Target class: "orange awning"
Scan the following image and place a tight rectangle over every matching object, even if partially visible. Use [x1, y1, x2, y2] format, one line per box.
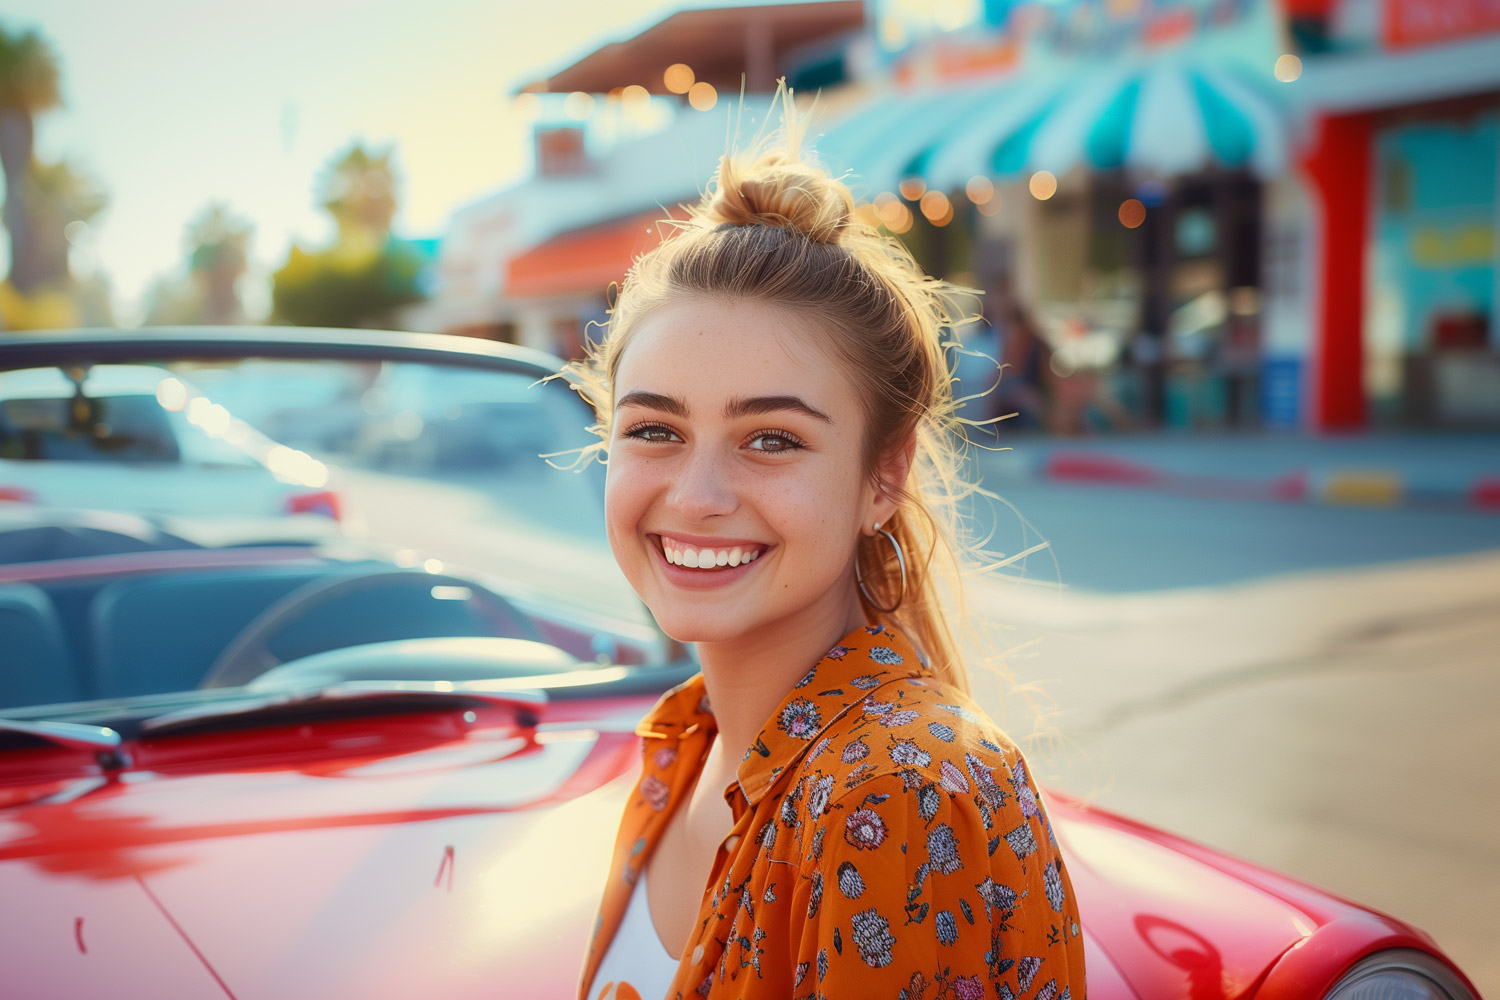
[505, 211, 673, 299]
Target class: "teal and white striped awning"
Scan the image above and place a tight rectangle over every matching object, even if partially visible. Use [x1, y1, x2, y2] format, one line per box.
[815, 53, 1291, 195]
[1015, 52, 1291, 180]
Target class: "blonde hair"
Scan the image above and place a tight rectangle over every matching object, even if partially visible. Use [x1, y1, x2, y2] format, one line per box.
[562, 87, 987, 695]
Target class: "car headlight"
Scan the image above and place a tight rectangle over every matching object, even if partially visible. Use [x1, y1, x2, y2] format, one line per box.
[1324, 949, 1477, 1000]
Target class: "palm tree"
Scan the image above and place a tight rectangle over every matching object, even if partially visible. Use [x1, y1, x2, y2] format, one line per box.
[144, 204, 252, 326]
[22, 158, 106, 289]
[0, 159, 107, 330]
[0, 25, 63, 296]
[317, 143, 397, 253]
[186, 203, 251, 323]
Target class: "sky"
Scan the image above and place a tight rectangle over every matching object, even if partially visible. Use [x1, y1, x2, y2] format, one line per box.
[2, 0, 748, 323]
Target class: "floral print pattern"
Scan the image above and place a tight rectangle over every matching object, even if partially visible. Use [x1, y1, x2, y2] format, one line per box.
[778, 699, 823, 740]
[579, 623, 1086, 1000]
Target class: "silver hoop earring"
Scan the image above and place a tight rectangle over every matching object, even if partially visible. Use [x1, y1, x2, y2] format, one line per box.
[855, 525, 907, 614]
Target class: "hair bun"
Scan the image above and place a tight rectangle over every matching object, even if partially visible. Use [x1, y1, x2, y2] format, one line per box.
[700, 149, 853, 244]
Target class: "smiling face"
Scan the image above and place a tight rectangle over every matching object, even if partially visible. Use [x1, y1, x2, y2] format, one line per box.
[605, 295, 899, 646]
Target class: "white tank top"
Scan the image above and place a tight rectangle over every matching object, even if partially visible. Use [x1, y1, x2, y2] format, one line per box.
[589, 866, 681, 1000]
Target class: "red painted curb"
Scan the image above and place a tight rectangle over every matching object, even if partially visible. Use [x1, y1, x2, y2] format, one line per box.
[1044, 453, 1161, 486]
[1043, 453, 1309, 503]
[1469, 477, 1500, 511]
[1038, 453, 1497, 512]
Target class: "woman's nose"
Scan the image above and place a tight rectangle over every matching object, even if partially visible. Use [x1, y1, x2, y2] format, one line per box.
[665, 447, 737, 522]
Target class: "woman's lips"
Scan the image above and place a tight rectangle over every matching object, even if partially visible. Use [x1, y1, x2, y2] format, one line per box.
[648, 533, 770, 588]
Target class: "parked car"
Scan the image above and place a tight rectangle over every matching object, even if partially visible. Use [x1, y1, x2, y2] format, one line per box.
[0, 328, 1480, 1000]
[0, 361, 342, 522]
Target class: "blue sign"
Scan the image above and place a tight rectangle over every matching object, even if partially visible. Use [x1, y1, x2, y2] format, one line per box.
[1260, 354, 1303, 428]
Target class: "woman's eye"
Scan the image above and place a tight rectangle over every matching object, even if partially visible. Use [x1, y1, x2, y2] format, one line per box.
[747, 431, 803, 453]
[624, 424, 681, 443]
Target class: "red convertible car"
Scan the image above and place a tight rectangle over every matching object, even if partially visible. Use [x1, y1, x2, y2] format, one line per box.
[0, 329, 1480, 1000]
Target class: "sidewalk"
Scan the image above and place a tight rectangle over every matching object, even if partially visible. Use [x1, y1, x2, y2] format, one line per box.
[973, 431, 1500, 511]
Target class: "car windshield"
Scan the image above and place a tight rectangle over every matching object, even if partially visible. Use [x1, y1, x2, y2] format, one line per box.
[0, 346, 664, 720]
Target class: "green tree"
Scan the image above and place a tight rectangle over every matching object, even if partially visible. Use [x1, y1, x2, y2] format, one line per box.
[145, 203, 253, 325]
[271, 142, 425, 329]
[0, 24, 62, 296]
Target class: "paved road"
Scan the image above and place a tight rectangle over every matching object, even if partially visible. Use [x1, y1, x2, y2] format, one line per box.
[957, 475, 1500, 995]
[963, 477, 1500, 592]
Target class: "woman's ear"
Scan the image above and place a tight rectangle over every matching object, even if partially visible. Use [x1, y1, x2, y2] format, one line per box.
[867, 435, 916, 529]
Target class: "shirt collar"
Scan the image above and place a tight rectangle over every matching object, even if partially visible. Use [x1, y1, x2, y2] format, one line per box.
[635, 622, 930, 806]
[736, 622, 929, 805]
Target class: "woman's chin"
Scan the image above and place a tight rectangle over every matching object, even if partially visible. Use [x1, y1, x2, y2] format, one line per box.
[648, 609, 757, 647]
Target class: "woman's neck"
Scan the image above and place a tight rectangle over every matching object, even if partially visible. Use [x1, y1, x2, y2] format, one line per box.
[694, 585, 868, 765]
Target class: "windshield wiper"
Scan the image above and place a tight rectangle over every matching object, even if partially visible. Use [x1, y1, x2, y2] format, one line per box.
[139, 680, 547, 738]
[0, 719, 133, 770]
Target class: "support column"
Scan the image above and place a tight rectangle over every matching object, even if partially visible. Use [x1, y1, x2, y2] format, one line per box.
[1302, 110, 1374, 431]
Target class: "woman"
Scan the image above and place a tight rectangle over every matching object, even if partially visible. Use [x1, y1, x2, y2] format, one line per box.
[566, 92, 1086, 1000]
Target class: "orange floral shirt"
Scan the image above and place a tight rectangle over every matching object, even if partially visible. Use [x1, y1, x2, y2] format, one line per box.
[579, 623, 1087, 1000]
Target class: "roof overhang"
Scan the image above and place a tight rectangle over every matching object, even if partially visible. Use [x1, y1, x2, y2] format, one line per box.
[504, 211, 677, 300]
[1296, 33, 1500, 113]
[518, 1, 864, 95]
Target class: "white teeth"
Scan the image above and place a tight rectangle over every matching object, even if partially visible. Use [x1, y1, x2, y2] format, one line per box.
[660, 538, 763, 569]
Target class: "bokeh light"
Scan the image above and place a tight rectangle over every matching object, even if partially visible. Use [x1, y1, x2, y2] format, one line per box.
[976, 195, 1003, 217]
[965, 175, 994, 205]
[621, 85, 652, 114]
[512, 92, 542, 121]
[873, 191, 903, 227]
[663, 63, 695, 94]
[1118, 198, 1147, 228]
[898, 177, 927, 201]
[688, 81, 717, 111]
[155, 377, 187, 412]
[873, 192, 914, 233]
[919, 190, 952, 224]
[1274, 54, 1303, 83]
[854, 203, 883, 229]
[1029, 170, 1058, 200]
[563, 91, 595, 119]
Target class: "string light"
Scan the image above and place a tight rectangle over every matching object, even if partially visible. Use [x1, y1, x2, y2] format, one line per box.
[1118, 199, 1146, 228]
[664, 63, 695, 94]
[688, 81, 717, 110]
[898, 177, 926, 201]
[919, 190, 951, 223]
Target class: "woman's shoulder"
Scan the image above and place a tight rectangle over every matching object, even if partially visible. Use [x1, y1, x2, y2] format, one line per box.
[821, 671, 1030, 772]
[783, 675, 1085, 984]
[796, 673, 1051, 842]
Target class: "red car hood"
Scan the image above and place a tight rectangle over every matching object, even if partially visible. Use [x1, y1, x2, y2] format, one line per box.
[0, 712, 1439, 1000]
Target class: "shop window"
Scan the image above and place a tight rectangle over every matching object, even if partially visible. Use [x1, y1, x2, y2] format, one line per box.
[1368, 111, 1499, 426]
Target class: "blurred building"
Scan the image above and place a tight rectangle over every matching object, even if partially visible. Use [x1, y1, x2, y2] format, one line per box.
[415, 1, 865, 358]
[1292, 0, 1500, 429]
[424, 0, 1500, 433]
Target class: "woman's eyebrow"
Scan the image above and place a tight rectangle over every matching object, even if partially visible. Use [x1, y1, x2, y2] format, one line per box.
[725, 395, 833, 423]
[615, 390, 687, 415]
